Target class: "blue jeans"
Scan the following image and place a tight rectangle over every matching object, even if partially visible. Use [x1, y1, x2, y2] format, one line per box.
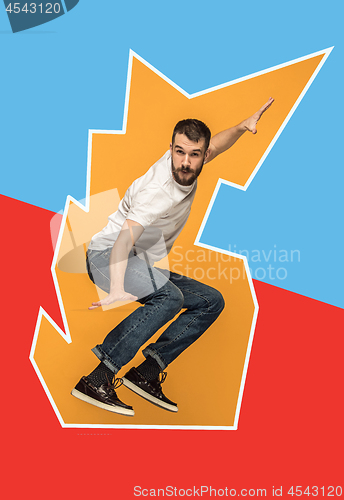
[87, 247, 225, 373]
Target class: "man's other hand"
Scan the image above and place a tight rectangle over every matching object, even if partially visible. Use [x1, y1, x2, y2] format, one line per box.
[243, 97, 274, 134]
[89, 290, 138, 310]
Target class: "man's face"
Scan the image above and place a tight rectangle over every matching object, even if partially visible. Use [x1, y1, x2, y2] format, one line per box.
[170, 133, 210, 186]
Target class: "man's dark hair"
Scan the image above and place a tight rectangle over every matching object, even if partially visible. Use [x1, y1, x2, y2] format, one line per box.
[172, 119, 211, 151]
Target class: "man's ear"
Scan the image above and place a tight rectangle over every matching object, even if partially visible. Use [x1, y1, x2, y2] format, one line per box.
[203, 143, 217, 164]
[204, 147, 211, 163]
[170, 143, 172, 152]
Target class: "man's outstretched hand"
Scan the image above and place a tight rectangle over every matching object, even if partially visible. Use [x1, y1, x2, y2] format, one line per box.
[89, 290, 138, 310]
[243, 97, 274, 134]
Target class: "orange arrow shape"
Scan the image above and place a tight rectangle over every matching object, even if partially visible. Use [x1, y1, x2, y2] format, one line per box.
[30, 48, 332, 428]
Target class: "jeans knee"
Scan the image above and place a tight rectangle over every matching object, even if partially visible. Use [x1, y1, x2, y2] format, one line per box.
[208, 288, 225, 315]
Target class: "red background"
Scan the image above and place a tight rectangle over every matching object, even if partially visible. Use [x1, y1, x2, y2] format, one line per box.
[1, 193, 342, 498]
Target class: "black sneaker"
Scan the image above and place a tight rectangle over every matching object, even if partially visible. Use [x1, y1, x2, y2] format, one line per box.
[71, 376, 134, 416]
[122, 367, 178, 412]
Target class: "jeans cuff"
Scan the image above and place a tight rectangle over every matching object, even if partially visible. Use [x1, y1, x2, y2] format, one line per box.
[91, 345, 120, 374]
[142, 347, 167, 371]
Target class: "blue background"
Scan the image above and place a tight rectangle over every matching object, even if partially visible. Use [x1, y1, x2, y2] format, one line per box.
[1, 0, 343, 307]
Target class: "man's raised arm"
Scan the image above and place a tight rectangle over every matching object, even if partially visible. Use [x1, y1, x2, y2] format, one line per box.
[205, 97, 274, 164]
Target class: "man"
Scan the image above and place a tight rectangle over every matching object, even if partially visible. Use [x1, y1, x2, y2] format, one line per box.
[71, 98, 274, 416]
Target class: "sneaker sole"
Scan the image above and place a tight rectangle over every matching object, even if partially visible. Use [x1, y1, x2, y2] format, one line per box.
[122, 377, 178, 412]
[71, 388, 135, 416]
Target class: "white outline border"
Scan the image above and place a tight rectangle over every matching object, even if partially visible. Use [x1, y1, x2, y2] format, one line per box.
[29, 46, 333, 430]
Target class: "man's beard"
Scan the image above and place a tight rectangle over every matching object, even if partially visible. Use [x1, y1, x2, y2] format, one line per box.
[171, 159, 204, 186]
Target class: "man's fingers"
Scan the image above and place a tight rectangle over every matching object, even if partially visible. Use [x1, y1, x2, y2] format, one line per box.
[88, 293, 138, 310]
[251, 97, 274, 127]
[259, 97, 274, 114]
[89, 302, 101, 310]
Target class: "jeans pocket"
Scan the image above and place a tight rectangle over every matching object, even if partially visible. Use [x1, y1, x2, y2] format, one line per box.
[89, 260, 110, 293]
